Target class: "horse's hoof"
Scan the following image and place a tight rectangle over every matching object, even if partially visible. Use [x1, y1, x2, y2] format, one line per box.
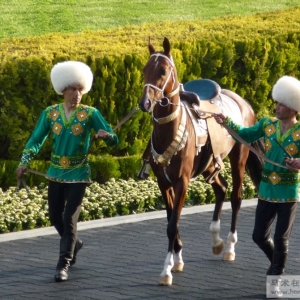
[223, 252, 235, 261]
[158, 275, 172, 286]
[172, 262, 184, 272]
[212, 241, 224, 255]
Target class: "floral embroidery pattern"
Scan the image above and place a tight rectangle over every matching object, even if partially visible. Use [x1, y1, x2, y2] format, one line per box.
[265, 124, 276, 137]
[76, 110, 88, 122]
[269, 172, 281, 185]
[53, 122, 62, 135]
[292, 130, 300, 141]
[285, 143, 298, 156]
[265, 139, 272, 152]
[49, 109, 60, 121]
[72, 124, 83, 135]
[59, 156, 71, 168]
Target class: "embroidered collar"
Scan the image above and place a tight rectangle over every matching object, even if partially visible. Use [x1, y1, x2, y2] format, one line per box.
[59, 103, 82, 129]
[276, 120, 300, 143]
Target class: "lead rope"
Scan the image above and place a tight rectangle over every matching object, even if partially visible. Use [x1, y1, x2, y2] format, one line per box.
[196, 109, 295, 171]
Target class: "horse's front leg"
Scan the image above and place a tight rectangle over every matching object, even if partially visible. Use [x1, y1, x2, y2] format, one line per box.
[172, 234, 184, 272]
[158, 181, 186, 286]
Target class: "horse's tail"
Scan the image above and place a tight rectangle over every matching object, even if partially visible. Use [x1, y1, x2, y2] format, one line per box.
[245, 139, 265, 190]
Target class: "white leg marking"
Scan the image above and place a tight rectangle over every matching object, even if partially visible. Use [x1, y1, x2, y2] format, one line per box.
[159, 252, 173, 285]
[160, 252, 174, 277]
[209, 220, 223, 247]
[172, 249, 184, 272]
[223, 231, 238, 261]
[210, 220, 224, 255]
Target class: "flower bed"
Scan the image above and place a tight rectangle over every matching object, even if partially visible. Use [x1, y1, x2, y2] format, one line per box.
[0, 162, 256, 233]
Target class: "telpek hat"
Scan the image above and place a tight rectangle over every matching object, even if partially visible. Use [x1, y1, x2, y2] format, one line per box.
[50, 61, 93, 95]
[272, 75, 300, 112]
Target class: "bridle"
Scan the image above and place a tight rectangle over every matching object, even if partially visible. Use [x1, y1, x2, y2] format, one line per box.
[143, 53, 189, 175]
[143, 53, 181, 121]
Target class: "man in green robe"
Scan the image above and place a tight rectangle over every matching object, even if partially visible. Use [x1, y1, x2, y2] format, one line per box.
[16, 61, 119, 282]
[214, 75, 300, 277]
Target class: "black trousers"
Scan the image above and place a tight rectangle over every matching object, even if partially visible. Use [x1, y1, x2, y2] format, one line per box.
[48, 181, 87, 264]
[253, 199, 298, 245]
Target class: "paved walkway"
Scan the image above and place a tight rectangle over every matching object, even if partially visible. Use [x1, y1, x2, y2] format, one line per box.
[0, 199, 300, 300]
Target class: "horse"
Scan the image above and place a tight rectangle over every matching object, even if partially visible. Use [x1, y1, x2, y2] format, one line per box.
[138, 37, 263, 286]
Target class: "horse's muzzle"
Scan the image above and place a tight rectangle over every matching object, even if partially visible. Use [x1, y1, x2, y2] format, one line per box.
[139, 95, 152, 112]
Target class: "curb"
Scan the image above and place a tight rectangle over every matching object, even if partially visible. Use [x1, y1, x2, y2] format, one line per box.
[0, 198, 257, 242]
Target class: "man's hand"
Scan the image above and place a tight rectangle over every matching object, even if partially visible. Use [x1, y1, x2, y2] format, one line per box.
[214, 113, 226, 124]
[95, 129, 111, 140]
[284, 158, 300, 170]
[16, 166, 27, 178]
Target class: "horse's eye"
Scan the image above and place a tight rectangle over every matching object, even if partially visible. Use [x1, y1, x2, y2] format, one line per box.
[160, 68, 167, 76]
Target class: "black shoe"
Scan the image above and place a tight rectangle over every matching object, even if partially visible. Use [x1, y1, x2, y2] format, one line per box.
[70, 239, 83, 267]
[55, 267, 68, 282]
[267, 264, 273, 275]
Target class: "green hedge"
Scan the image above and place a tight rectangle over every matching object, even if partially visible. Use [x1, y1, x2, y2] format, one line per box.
[1, 8, 300, 162]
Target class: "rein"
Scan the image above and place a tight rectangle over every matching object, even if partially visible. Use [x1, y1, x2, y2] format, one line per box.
[149, 97, 296, 172]
[223, 123, 291, 170]
[16, 106, 140, 191]
[113, 106, 139, 131]
[197, 109, 296, 171]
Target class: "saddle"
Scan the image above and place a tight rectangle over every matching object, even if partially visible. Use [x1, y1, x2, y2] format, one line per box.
[181, 79, 230, 177]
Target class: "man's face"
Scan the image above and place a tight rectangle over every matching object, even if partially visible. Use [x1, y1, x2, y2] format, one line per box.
[275, 102, 297, 120]
[62, 84, 84, 107]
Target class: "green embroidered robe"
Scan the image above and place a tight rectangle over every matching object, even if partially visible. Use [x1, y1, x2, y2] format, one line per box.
[19, 103, 119, 183]
[225, 117, 300, 202]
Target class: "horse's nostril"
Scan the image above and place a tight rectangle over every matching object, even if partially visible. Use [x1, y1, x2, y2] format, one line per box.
[139, 98, 152, 112]
[144, 99, 152, 111]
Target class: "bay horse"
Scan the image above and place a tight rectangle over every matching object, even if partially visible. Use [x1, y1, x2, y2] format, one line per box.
[138, 37, 263, 286]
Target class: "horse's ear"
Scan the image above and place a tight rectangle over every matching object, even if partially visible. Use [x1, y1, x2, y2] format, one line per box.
[148, 37, 156, 54]
[163, 37, 171, 55]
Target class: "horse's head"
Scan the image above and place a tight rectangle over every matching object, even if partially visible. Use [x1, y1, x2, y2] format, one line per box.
[139, 37, 179, 112]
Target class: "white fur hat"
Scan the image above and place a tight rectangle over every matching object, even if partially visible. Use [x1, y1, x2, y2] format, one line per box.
[272, 75, 300, 112]
[50, 61, 93, 95]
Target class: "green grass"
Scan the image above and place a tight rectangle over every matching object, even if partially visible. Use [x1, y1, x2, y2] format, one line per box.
[0, 0, 299, 39]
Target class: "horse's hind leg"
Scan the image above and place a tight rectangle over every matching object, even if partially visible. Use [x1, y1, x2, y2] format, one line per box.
[204, 168, 228, 256]
[222, 145, 248, 261]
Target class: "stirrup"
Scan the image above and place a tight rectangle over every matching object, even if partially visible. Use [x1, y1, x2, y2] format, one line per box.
[137, 159, 151, 180]
[205, 163, 222, 184]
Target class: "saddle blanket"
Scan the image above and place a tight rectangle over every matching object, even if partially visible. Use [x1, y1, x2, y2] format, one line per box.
[194, 93, 243, 136]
